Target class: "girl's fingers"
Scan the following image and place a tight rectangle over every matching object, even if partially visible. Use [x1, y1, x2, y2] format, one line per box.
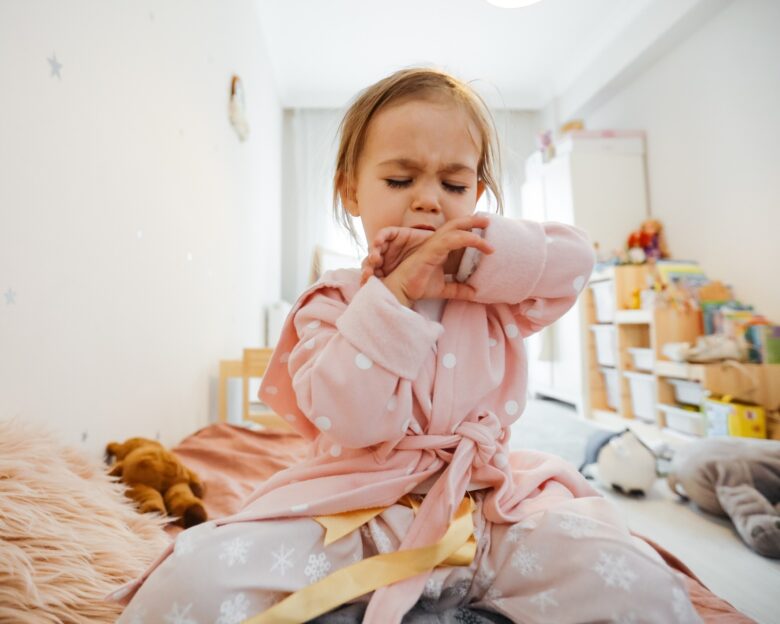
[439, 281, 477, 301]
[436, 230, 494, 255]
[444, 214, 490, 233]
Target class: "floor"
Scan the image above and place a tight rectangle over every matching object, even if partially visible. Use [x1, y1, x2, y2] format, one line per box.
[511, 399, 780, 624]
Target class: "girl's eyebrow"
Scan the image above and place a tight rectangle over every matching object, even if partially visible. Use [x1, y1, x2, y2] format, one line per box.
[377, 158, 475, 175]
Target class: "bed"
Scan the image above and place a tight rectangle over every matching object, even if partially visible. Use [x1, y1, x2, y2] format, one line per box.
[173, 422, 753, 622]
[0, 419, 754, 622]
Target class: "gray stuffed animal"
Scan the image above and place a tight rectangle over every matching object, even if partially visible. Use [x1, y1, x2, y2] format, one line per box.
[667, 437, 780, 558]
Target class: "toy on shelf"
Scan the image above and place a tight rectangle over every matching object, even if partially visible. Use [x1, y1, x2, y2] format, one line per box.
[626, 219, 670, 264]
[106, 437, 207, 528]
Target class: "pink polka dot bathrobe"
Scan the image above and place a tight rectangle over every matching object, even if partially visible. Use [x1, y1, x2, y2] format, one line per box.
[113, 215, 700, 624]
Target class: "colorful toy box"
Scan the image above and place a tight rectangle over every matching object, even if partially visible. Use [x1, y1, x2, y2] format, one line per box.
[703, 396, 766, 439]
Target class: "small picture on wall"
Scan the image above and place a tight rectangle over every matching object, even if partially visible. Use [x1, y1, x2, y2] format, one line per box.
[229, 75, 250, 141]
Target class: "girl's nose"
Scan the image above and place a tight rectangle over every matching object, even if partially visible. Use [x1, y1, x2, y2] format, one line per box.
[411, 191, 441, 214]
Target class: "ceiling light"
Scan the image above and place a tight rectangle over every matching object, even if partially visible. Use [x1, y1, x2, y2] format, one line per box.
[485, 0, 544, 7]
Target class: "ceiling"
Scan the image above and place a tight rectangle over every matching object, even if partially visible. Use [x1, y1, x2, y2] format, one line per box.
[253, 0, 655, 110]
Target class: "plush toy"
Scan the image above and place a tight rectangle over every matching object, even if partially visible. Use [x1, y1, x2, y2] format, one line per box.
[626, 219, 670, 264]
[667, 437, 780, 558]
[580, 429, 659, 496]
[106, 437, 207, 528]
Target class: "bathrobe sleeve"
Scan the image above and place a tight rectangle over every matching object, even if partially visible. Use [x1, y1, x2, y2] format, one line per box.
[259, 273, 443, 448]
[460, 213, 595, 337]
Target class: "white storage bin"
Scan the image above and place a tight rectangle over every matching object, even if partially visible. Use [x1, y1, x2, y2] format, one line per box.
[589, 280, 615, 323]
[624, 371, 656, 422]
[668, 378, 707, 406]
[627, 347, 654, 372]
[600, 367, 619, 410]
[590, 325, 617, 367]
[659, 404, 706, 436]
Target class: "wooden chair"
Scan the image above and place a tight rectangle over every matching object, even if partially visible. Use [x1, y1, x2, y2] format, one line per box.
[218, 348, 291, 429]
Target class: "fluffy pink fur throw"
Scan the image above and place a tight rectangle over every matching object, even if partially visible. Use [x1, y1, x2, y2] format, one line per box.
[0, 419, 169, 622]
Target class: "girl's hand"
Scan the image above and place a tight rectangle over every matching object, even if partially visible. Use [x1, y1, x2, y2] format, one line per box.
[361, 226, 433, 285]
[375, 215, 493, 306]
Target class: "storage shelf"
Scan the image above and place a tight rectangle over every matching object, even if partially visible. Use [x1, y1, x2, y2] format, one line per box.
[584, 265, 702, 439]
[655, 360, 706, 381]
[615, 309, 653, 324]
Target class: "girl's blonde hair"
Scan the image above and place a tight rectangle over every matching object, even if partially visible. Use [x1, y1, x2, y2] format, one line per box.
[333, 67, 504, 243]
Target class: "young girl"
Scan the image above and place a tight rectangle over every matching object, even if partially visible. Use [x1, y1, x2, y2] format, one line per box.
[114, 69, 700, 624]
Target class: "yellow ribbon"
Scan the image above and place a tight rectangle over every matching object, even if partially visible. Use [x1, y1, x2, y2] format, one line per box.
[241, 496, 476, 624]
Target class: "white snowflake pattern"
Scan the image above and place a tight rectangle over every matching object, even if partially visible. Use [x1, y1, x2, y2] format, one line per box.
[529, 588, 558, 614]
[174, 530, 198, 557]
[304, 552, 332, 582]
[451, 581, 470, 598]
[672, 586, 695, 622]
[558, 513, 598, 538]
[612, 611, 639, 624]
[219, 537, 252, 567]
[592, 551, 638, 590]
[474, 565, 495, 591]
[368, 521, 393, 553]
[506, 518, 536, 544]
[270, 543, 295, 577]
[163, 602, 198, 624]
[125, 605, 146, 624]
[215, 593, 250, 624]
[511, 544, 542, 577]
[423, 575, 444, 599]
[486, 585, 505, 607]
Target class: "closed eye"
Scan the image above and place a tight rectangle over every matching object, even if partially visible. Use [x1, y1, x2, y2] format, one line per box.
[385, 179, 468, 194]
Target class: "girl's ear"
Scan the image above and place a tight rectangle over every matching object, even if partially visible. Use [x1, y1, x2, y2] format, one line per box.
[338, 173, 359, 217]
[476, 180, 486, 203]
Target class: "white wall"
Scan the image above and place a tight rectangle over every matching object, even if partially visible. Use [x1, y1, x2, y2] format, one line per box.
[584, 0, 780, 319]
[0, 0, 283, 456]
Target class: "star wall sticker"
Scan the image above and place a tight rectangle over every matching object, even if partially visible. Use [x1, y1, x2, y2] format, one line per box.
[4, 288, 16, 304]
[48, 53, 62, 79]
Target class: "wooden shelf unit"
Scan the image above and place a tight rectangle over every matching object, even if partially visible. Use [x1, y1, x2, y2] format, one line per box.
[583, 265, 701, 426]
[584, 265, 780, 439]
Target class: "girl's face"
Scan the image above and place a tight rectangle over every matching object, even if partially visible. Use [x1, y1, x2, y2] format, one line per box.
[341, 99, 486, 244]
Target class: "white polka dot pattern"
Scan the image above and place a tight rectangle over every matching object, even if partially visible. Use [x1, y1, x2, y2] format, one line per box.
[355, 353, 373, 370]
[304, 338, 316, 350]
[505, 400, 519, 416]
[573, 275, 586, 292]
[264, 385, 278, 395]
[386, 396, 398, 411]
[442, 353, 457, 369]
[494, 453, 509, 468]
[329, 444, 342, 457]
[314, 416, 332, 431]
[291, 503, 309, 512]
[505, 324, 519, 338]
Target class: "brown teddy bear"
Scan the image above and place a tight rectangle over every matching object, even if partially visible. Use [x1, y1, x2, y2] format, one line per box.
[106, 437, 207, 528]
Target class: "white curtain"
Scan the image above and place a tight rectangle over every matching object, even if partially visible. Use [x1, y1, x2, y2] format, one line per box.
[281, 109, 364, 303]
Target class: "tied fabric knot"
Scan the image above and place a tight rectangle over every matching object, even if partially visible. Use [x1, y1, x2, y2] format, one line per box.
[453, 412, 503, 469]
[395, 411, 505, 470]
